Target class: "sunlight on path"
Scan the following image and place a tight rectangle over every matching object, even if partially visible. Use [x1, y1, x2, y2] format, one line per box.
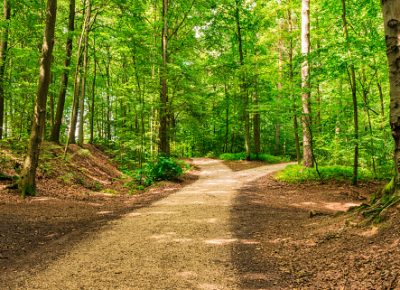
[22, 159, 288, 290]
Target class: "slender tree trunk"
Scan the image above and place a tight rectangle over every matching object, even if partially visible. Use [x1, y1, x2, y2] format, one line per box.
[360, 69, 376, 176]
[67, 6, 86, 145]
[0, 0, 10, 140]
[159, 0, 170, 155]
[78, 0, 91, 146]
[224, 82, 229, 153]
[275, 17, 284, 156]
[235, 0, 250, 160]
[342, 0, 359, 185]
[89, 36, 96, 144]
[381, 0, 400, 185]
[106, 53, 112, 141]
[288, 5, 301, 164]
[301, 0, 313, 167]
[19, 0, 57, 196]
[253, 89, 261, 157]
[50, 0, 75, 143]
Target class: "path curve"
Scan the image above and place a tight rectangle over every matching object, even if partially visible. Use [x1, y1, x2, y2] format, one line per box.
[22, 159, 288, 290]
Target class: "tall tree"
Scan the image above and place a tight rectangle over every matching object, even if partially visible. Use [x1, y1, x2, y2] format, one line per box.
[0, 0, 10, 139]
[341, 0, 359, 185]
[50, 0, 75, 143]
[159, 0, 169, 155]
[78, 0, 91, 146]
[19, 0, 57, 196]
[301, 0, 313, 167]
[381, 0, 400, 185]
[235, 0, 250, 160]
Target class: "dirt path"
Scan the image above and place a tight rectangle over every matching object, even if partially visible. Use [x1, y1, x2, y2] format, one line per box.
[15, 159, 288, 290]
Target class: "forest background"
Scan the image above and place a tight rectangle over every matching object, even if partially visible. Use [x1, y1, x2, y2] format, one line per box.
[0, 0, 393, 195]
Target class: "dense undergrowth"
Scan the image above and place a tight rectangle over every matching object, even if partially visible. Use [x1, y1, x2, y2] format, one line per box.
[275, 164, 382, 183]
[0, 139, 189, 195]
[121, 156, 188, 191]
[219, 152, 289, 163]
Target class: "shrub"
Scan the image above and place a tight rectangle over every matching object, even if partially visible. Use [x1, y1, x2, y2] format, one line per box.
[136, 156, 184, 187]
[219, 152, 287, 163]
[276, 164, 374, 183]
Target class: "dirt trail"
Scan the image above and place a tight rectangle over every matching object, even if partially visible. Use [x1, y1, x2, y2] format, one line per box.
[17, 159, 288, 290]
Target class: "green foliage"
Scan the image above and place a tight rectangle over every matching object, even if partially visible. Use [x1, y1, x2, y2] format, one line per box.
[219, 152, 287, 164]
[276, 164, 375, 183]
[138, 157, 184, 186]
[122, 157, 186, 190]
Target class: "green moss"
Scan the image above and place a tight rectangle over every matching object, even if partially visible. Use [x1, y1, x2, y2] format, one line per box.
[20, 183, 36, 197]
[77, 149, 92, 157]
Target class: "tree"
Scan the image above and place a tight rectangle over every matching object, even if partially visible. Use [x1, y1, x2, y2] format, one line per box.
[19, 0, 57, 196]
[341, 0, 359, 185]
[0, 0, 10, 139]
[300, 0, 313, 167]
[234, 0, 250, 160]
[50, 0, 75, 143]
[381, 0, 400, 185]
[159, 0, 169, 155]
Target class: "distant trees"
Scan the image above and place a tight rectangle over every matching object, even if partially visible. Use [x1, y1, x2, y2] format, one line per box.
[0, 0, 392, 195]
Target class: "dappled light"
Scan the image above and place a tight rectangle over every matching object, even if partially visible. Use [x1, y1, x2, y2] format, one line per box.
[290, 201, 361, 212]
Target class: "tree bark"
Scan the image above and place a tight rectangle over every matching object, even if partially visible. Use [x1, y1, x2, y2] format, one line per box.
[342, 0, 359, 185]
[235, 0, 250, 160]
[288, 4, 301, 164]
[78, 0, 91, 146]
[89, 36, 96, 144]
[301, 0, 313, 167]
[159, 0, 169, 155]
[381, 0, 400, 185]
[19, 0, 57, 196]
[50, 0, 75, 143]
[0, 0, 10, 140]
[67, 5, 86, 145]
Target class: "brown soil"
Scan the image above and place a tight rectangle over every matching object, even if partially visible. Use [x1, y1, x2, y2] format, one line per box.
[0, 158, 398, 289]
[0, 144, 200, 288]
[231, 173, 399, 289]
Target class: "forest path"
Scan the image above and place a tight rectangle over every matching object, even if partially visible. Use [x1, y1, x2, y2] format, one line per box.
[21, 159, 288, 290]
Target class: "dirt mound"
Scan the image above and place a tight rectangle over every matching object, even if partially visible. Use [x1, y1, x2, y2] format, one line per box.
[0, 141, 130, 200]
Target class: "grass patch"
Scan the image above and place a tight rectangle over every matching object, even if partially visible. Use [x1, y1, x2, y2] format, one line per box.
[219, 152, 288, 163]
[276, 164, 374, 183]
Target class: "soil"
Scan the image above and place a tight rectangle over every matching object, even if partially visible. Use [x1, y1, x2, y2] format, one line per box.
[0, 158, 399, 289]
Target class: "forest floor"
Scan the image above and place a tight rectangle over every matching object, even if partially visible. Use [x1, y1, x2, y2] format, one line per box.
[0, 157, 399, 289]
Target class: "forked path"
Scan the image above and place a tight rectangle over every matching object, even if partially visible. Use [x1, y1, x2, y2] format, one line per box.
[23, 159, 288, 290]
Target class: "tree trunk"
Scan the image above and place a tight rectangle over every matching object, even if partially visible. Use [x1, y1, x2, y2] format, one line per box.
[288, 5, 301, 164]
[89, 36, 96, 144]
[0, 0, 10, 140]
[159, 0, 170, 155]
[106, 53, 112, 141]
[78, 0, 91, 146]
[342, 0, 359, 185]
[235, 0, 250, 160]
[301, 0, 313, 167]
[224, 82, 229, 153]
[50, 0, 75, 143]
[67, 5, 86, 145]
[381, 0, 400, 185]
[19, 0, 57, 196]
